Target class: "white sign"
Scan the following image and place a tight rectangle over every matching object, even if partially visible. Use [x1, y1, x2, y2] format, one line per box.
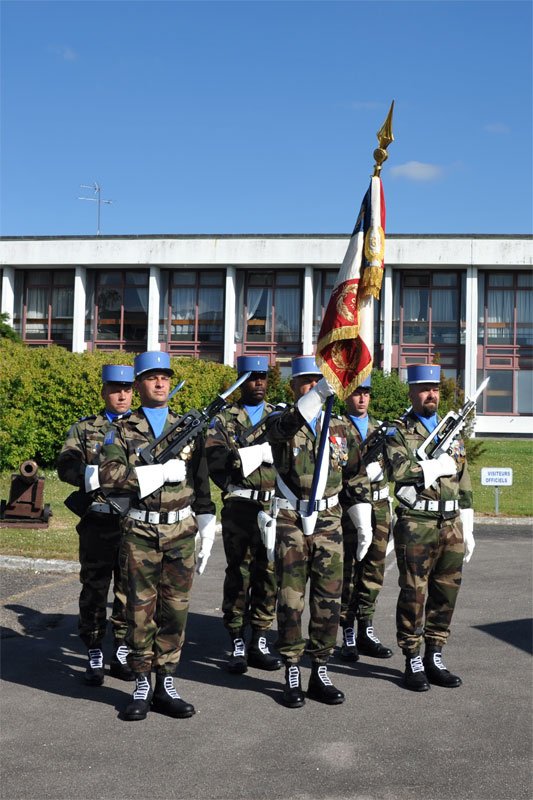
[481, 467, 513, 486]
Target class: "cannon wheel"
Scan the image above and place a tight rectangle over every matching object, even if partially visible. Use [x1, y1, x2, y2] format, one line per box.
[42, 504, 52, 523]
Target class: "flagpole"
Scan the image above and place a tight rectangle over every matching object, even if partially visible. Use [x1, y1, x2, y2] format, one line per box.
[306, 104, 395, 518]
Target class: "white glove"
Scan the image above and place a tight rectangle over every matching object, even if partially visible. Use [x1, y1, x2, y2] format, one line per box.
[135, 459, 186, 499]
[196, 513, 216, 575]
[347, 503, 373, 561]
[297, 376, 335, 424]
[84, 464, 100, 492]
[162, 459, 186, 484]
[420, 452, 457, 489]
[460, 508, 475, 564]
[365, 461, 384, 483]
[257, 511, 277, 562]
[238, 443, 273, 478]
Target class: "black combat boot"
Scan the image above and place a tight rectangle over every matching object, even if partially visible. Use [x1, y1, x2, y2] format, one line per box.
[247, 630, 283, 671]
[151, 674, 195, 718]
[84, 648, 104, 686]
[339, 626, 359, 662]
[423, 647, 462, 688]
[110, 640, 135, 681]
[307, 663, 345, 705]
[356, 619, 393, 659]
[282, 664, 305, 708]
[123, 673, 153, 721]
[403, 653, 430, 692]
[227, 631, 248, 674]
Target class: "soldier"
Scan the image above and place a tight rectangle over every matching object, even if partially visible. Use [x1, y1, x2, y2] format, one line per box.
[57, 364, 135, 686]
[205, 355, 282, 674]
[97, 351, 217, 721]
[265, 356, 372, 708]
[386, 364, 475, 692]
[339, 375, 393, 662]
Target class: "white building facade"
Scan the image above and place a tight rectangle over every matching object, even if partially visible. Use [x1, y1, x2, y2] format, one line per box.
[1, 233, 532, 436]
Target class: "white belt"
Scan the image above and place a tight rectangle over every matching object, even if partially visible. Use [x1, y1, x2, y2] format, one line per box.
[372, 487, 390, 502]
[127, 506, 193, 525]
[226, 485, 274, 502]
[412, 500, 459, 513]
[276, 494, 339, 513]
[89, 502, 113, 515]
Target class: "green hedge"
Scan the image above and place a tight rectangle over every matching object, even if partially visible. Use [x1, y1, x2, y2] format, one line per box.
[0, 340, 483, 470]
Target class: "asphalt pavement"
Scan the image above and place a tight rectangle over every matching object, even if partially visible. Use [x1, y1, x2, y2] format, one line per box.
[1, 521, 532, 800]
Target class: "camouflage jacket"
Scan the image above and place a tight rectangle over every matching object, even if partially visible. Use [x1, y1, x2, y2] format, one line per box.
[205, 401, 277, 501]
[57, 412, 119, 510]
[386, 409, 473, 514]
[98, 407, 215, 523]
[339, 413, 390, 510]
[265, 405, 371, 505]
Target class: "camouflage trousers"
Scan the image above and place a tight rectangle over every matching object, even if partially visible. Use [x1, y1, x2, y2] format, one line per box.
[340, 499, 391, 628]
[275, 508, 344, 665]
[119, 528, 196, 675]
[394, 511, 464, 654]
[76, 513, 127, 648]
[221, 500, 278, 635]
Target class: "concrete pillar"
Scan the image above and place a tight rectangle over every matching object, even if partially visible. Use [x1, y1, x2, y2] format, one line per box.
[72, 267, 87, 352]
[147, 267, 161, 351]
[302, 266, 314, 354]
[1, 267, 15, 324]
[224, 267, 236, 366]
[464, 265, 478, 398]
[382, 264, 393, 373]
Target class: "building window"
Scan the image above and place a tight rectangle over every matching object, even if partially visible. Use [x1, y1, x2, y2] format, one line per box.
[13, 269, 74, 346]
[91, 270, 148, 351]
[392, 270, 466, 384]
[159, 270, 224, 361]
[237, 270, 302, 365]
[477, 270, 533, 414]
[313, 269, 337, 340]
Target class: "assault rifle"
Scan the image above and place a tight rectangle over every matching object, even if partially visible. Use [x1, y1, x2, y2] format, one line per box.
[416, 377, 490, 461]
[361, 422, 397, 466]
[235, 405, 287, 447]
[138, 371, 252, 465]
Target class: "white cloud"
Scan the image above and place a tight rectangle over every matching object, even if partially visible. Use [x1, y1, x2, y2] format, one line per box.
[484, 122, 511, 134]
[390, 161, 444, 182]
[49, 45, 78, 61]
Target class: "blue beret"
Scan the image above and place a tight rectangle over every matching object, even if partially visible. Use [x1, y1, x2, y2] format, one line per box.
[291, 356, 322, 378]
[407, 364, 441, 384]
[236, 355, 269, 375]
[356, 375, 371, 389]
[101, 365, 134, 384]
[134, 351, 174, 378]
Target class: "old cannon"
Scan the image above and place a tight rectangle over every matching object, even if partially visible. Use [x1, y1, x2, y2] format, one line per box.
[0, 460, 51, 528]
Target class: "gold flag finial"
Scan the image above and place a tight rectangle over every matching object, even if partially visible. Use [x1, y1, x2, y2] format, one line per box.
[373, 100, 395, 176]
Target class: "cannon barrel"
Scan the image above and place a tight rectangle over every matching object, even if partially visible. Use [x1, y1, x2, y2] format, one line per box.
[19, 460, 39, 483]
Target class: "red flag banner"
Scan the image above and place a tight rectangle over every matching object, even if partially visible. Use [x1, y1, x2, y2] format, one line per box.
[316, 175, 386, 400]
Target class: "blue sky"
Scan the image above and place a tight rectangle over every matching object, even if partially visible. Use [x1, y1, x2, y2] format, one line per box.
[1, 0, 531, 236]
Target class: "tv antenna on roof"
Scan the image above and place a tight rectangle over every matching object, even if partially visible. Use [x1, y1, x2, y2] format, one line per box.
[78, 182, 112, 235]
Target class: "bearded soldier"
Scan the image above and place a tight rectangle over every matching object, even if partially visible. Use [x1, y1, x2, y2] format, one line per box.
[97, 351, 216, 721]
[386, 364, 475, 692]
[205, 355, 282, 674]
[57, 364, 135, 686]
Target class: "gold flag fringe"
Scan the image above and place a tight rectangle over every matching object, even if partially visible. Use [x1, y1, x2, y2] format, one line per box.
[359, 266, 383, 299]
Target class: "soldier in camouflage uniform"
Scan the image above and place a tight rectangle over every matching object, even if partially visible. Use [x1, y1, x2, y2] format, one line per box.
[97, 351, 216, 721]
[265, 357, 372, 708]
[205, 355, 282, 674]
[340, 375, 393, 662]
[57, 364, 135, 686]
[385, 364, 475, 692]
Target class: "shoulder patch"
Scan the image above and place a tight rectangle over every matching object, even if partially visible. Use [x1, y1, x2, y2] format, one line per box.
[104, 430, 116, 445]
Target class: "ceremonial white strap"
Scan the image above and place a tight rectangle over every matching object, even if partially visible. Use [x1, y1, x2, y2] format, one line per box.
[372, 487, 390, 502]
[127, 506, 193, 524]
[226, 485, 274, 502]
[84, 464, 100, 492]
[412, 499, 459, 512]
[275, 495, 339, 513]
